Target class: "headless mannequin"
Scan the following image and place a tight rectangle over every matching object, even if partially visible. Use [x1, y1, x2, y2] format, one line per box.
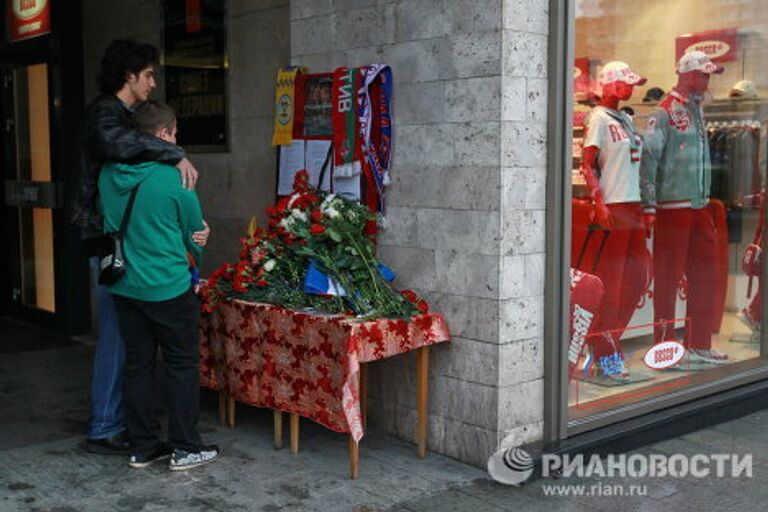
[582, 81, 656, 232]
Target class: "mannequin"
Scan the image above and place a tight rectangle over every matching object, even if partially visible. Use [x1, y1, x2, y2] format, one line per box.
[639, 51, 728, 365]
[579, 61, 651, 382]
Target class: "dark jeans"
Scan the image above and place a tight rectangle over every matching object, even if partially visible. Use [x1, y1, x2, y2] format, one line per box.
[113, 288, 203, 455]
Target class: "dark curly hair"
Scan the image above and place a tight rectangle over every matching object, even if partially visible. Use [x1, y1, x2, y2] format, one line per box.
[97, 39, 159, 95]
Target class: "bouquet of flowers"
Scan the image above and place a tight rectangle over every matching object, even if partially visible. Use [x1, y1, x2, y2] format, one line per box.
[199, 170, 427, 319]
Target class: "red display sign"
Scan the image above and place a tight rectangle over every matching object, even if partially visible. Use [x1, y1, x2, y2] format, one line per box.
[185, 0, 202, 34]
[574, 57, 590, 94]
[8, 0, 51, 42]
[675, 28, 739, 64]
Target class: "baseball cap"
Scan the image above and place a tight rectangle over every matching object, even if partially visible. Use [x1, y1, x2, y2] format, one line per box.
[598, 61, 647, 86]
[729, 80, 758, 99]
[642, 87, 665, 103]
[676, 51, 724, 74]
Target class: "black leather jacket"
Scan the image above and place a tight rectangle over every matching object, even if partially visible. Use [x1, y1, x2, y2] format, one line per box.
[71, 94, 185, 246]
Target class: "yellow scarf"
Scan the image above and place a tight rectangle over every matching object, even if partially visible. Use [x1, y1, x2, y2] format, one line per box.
[272, 67, 306, 146]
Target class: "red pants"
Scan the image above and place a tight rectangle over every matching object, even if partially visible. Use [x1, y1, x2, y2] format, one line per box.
[588, 203, 649, 359]
[746, 278, 762, 325]
[653, 207, 719, 349]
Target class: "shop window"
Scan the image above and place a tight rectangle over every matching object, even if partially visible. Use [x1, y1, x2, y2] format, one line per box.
[568, 0, 768, 422]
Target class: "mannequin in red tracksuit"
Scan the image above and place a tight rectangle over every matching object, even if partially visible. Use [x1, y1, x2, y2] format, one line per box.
[580, 61, 653, 382]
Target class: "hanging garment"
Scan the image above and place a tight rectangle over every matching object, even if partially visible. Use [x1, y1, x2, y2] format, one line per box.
[332, 66, 363, 179]
[358, 64, 394, 214]
[272, 67, 306, 146]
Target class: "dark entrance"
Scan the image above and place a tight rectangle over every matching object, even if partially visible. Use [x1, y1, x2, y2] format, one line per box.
[0, 1, 88, 336]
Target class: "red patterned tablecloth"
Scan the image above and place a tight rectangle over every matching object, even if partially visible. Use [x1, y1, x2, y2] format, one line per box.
[199, 300, 451, 441]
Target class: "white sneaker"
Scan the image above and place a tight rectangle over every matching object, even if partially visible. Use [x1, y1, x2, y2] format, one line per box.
[688, 348, 729, 365]
[169, 445, 220, 471]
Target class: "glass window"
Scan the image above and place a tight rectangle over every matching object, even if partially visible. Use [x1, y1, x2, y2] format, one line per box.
[568, 0, 768, 421]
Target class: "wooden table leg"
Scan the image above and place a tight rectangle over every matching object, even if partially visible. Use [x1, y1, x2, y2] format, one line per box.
[349, 435, 359, 479]
[227, 395, 236, 428]
[218, 391, 226, 426]
[273, 410, 283, 449]
[416, 346, 430, 458]
[290, 413, 300, 454]
[360, 363, 368, 429]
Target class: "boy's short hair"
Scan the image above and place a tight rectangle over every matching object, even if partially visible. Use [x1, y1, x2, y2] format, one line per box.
[98, 39, 159, 95]
[133, 101, 177, 136]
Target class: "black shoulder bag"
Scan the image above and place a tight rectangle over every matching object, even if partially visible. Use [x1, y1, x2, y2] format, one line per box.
[98, 186, 140, 285]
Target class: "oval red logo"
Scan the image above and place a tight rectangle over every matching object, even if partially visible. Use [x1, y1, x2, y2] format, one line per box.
[685, 40, 730, 60]
[12, 0, 47, 20]
[644, 341, 685, 369]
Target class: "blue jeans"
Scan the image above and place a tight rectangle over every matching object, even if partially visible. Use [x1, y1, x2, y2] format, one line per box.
[88, 257, 126, 439]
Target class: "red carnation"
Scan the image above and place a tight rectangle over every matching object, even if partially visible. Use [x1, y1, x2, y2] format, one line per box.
[416, 300, 429, 314]
[256, 279, 268, 287]
[364, 220, 378, 237]
[311, 209, 323, 222]
[310, 224, 326, 235]
[401, 289, 418, 303]
[293, 170, 310, 192]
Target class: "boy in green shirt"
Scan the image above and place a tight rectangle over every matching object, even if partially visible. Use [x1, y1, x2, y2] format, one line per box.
[98, 101, 219, 471]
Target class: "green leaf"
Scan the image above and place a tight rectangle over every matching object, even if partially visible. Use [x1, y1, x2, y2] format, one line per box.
[327, 228, 342, 243]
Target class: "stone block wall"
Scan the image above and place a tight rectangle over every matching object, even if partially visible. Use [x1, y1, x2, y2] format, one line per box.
[291, 0, 549, 466]
[497, 0, 549, 448]
[81, 0, 290, 273]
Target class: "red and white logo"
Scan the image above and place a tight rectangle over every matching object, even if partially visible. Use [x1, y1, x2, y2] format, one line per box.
[8, 0, 50, 42]
[686, 40, 731, 60]
[644, 341, 685, 369]
[12, 0, 46, 19]
[669, 105, 692, 133]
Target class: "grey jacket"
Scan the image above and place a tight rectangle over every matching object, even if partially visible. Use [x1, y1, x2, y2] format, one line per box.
[640, 90, 711, 210]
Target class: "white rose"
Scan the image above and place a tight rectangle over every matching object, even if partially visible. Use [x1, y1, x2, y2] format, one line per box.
[291, 209, 308, 222]
[325, 207, 340, 219]
[321, 194, 337, 207]
[264, 259, 276, 272]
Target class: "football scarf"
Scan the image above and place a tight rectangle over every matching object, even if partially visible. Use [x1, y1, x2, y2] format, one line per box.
[332, 66, 362, 178]
[272, 67, 305, 146]
[358, 64, 393, 214]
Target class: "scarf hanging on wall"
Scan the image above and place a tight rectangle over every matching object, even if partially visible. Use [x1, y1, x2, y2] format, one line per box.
[332, 66, 363, 178]
[272, 67, 305, 146]
[358, 64, 393, 214]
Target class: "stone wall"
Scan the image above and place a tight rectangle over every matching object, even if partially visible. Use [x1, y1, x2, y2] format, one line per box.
[81, 0, 290, 273]
[497, 0, 549, 449]
[290, 0, 548, 466]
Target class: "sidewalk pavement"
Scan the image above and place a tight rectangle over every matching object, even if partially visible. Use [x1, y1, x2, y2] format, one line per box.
[0, 317, 764, 512]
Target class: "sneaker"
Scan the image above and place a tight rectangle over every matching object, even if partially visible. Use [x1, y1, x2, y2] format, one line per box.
[737, 309, 760, 332]
[82, 431, 130, 456]
[169, 445, 220, 471]
[688, 348, 729, 365]
[597, 350, 631, 383]
[128, 444, 172, 469]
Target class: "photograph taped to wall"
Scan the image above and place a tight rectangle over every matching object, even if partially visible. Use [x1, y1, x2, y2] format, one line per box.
[294, 73, 333, 140]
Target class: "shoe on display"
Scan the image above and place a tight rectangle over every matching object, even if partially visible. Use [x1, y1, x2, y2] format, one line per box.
[688, 348, 729, 365]
[169, 445, 220, 471]
[597, 350, 631, 382]
[81, 431, 130, 455]
[736, 309, 759, 332]
[128, 443, 173, 469]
